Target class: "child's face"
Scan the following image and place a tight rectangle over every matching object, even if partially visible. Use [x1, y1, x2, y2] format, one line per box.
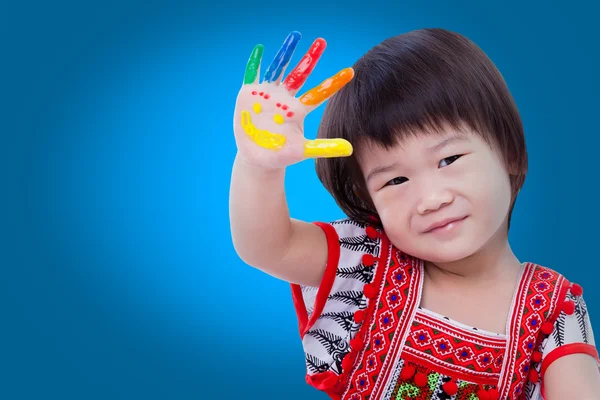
[357, 124, 512, 263]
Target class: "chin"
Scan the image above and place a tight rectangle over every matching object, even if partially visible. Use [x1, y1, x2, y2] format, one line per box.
[398, 240, 479, 264]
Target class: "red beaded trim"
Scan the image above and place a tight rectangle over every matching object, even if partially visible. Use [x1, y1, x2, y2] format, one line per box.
[334, 225, 389, 394]
[501, 266, 574, 398]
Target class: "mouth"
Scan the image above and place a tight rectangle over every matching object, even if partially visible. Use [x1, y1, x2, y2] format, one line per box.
[424, 216, 468, 233]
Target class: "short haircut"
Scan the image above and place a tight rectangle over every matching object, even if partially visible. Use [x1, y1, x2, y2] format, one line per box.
[315, 28, 527, 232]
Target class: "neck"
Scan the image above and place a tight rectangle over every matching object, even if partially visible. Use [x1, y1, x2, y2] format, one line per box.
[424, 220, 521, 286]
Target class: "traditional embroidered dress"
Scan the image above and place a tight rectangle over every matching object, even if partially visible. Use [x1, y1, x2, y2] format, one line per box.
[290, 219, 598, 400]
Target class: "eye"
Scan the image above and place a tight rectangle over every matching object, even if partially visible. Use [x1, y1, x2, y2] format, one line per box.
[439, 154, 462, 168]
[385, 176, 408, 187]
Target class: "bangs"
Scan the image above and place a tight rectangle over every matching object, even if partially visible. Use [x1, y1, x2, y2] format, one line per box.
[318, 30, 509, 153]
[315, 28, 527, 230]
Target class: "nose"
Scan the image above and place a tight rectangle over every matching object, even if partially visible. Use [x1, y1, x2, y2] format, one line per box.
[416, 181, 454, 215]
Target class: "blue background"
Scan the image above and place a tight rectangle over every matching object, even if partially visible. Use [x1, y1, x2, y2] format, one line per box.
[3, 0, 598, 398]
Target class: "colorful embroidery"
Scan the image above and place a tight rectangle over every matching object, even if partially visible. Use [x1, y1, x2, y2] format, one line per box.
[403, 312, 506, 384]
[498, 265, 566, 399]
[290, 220, 597, 400]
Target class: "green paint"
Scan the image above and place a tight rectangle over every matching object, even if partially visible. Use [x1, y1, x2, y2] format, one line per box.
[469, 394, 478, 400]
[243, 44, 264, 84]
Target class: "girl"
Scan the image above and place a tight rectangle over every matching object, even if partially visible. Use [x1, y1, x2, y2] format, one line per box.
[229, 29, 600, 399]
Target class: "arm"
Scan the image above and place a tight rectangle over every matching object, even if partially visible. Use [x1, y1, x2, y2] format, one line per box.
[543, 353, 600, 399]
[229, 32, 354, 287]
[229, 155, 327, 287]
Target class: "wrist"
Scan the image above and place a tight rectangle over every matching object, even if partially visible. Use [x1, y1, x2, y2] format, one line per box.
[234, 154, 287, 177]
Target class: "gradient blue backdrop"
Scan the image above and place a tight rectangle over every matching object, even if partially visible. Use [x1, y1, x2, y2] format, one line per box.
[3, 0, 598, 399]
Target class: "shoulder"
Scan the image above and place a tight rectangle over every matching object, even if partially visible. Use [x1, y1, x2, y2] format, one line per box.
[293, 218, 385, 330]
[524, 263, 598, 379]
[289, 218, 419, 393]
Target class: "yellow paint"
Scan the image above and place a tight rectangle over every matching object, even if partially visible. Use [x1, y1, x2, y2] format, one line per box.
[252, 103, 262, 114]
[273, 114, 285, 125]
[241, 110, 286, 150]
[300, 67, 354, 106]
[304, 138, 353, 158]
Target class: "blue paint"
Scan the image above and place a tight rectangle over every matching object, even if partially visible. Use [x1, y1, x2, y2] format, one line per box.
[264, 31, 302, 83]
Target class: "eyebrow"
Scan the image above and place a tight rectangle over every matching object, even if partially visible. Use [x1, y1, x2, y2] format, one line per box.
[426, 134, 470, 154]
[366, 162, 401, 184]
[365, 134, 470, 184]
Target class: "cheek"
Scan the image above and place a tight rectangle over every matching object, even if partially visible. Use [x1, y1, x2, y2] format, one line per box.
[371, 188, 406, 220]
[468, 164, 512, 218]
[372, 191, 412, 240]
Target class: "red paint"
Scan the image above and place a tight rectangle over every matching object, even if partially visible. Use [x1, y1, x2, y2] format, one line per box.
[259, 91, 264, 96]
[286, 111, 294, 117]
[282, 105, 288, 110]
[276, 103, 281, 107]
[264, 94, 270, 99]
[251, 91, 257, 95]
[284, 38, 327, 91]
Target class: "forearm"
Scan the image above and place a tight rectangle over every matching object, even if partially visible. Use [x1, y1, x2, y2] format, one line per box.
[229, 155, 294, 268]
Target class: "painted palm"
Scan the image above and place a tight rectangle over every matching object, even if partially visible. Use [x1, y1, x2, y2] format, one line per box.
[233, 31, 354, 169]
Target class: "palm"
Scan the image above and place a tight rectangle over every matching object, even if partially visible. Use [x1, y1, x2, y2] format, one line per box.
[233, 32, 354, 169]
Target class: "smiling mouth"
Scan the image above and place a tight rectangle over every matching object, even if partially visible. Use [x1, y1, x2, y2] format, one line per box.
[425, 216, 468, 233]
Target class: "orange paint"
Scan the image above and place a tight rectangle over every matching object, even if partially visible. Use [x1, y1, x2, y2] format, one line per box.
[299, 68, 354, 106]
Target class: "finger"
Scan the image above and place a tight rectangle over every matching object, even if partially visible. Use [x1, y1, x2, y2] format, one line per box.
[304, 138, 353, 159]
[243, 44, 264, 85]
[283, 38, 326, 94]
[240, 110, 287, 150]
[263, 31, 302, 84]
[299, 68, 354, 106]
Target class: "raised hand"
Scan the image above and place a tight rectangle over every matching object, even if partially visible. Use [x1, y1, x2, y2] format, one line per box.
[233, 31, 354, 169]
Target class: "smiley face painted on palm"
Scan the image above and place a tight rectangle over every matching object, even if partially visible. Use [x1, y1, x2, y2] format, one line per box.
[237, 31, 355, 159]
